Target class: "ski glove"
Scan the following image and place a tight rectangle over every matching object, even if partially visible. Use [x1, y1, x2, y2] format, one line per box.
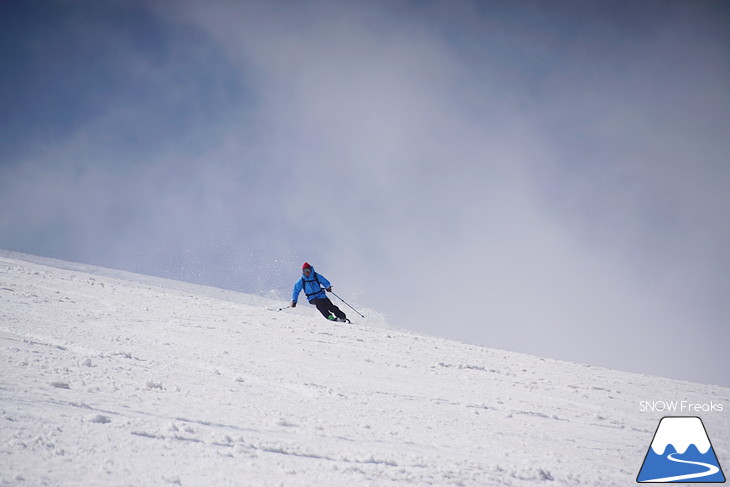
[291, 301, 296, 308]
[325, 287, 332, 292]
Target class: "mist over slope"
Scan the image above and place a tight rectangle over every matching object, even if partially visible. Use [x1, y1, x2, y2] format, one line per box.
[1, 251, 728, 486]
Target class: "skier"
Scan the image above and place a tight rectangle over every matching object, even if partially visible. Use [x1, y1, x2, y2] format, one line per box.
[291, 263, 349, 323]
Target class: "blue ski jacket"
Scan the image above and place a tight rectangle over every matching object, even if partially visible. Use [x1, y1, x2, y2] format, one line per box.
[292, 266, 331, 304]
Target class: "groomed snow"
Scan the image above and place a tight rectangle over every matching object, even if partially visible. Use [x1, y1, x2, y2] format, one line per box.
[1, 250, 728, 486]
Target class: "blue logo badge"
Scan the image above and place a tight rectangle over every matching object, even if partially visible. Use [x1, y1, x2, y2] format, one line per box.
[637, 416, 725, 483]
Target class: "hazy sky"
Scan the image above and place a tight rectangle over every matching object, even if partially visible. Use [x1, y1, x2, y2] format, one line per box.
[2, 0, 729, 386]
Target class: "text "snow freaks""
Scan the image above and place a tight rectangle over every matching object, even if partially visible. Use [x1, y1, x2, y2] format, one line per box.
[639, 401, 724, 413]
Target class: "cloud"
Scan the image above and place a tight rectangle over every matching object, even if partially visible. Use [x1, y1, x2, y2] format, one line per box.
[1, 0, 729, 385]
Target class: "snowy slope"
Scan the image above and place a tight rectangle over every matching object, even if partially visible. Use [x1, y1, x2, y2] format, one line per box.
[1, 251, 728, 486]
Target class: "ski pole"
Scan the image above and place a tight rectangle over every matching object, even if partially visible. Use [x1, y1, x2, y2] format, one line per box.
[328, 290, 365, 318]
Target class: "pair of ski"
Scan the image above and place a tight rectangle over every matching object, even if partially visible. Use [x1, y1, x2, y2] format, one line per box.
[268, 305, 355, 324]
[327, 316, 352, 324]
[270, 292, 364, 322]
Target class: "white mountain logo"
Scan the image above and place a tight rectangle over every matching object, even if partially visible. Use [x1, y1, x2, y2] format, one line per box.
[637, 416, 726, 483]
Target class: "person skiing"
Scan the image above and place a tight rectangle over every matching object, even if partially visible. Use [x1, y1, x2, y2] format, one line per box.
[291, 262, 349, 323]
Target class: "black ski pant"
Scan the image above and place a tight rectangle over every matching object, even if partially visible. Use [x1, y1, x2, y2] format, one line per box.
[310, 297, 346, 320]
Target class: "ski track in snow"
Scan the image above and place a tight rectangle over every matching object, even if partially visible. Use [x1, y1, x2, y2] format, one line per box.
[0, 250, 728, 486]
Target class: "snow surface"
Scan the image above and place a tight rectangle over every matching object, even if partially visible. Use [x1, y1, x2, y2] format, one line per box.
[1, 250, 728, 486]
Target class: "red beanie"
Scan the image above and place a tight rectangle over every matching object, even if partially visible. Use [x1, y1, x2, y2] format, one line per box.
[302, 262, 311, 270]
